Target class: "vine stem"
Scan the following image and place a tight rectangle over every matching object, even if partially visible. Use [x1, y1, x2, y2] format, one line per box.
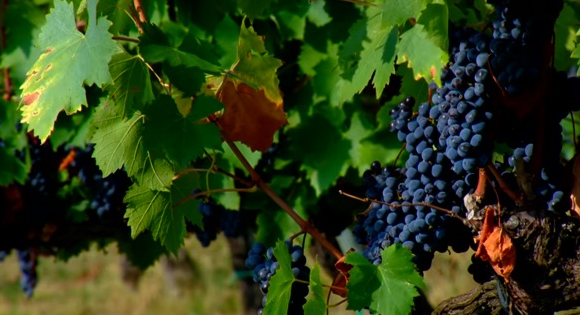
[339, 190, 462, 219]
[1, 0, 12, 101]
[132, 0, 146, 33]
[174, 187, 257, 208]
[224, 138, 343, 260]
[112, 35, 139, 43]
[486, 163, 522, 203]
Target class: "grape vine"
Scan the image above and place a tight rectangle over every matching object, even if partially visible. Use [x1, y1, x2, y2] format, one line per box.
[1, 0, 580, 314]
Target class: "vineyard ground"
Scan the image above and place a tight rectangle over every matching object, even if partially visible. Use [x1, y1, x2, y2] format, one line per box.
[0, 236, 478, 315]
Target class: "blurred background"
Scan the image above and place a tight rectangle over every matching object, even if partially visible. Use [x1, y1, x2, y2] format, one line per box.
[0, 234, 477, 315]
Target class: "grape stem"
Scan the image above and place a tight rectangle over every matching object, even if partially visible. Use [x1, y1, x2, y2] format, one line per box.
[473, 167, 488, 199]
[174, 187, 257, 208]
[223, 137, 344, 260]
[339, 190, 469, 225]
[486, 163, 522, 204]
[112, 35, 140, 44]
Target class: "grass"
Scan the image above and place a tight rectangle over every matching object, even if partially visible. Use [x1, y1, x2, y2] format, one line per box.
[0, 235, 478, 315]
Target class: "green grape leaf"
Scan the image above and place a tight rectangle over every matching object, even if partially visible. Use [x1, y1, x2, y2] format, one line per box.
[345, 245, 425, 315]
[381, 0, 426, 27]
[117, 231, 167, 270]
[298, 44, 327, 76]
[136, 154, 174, 191]
[124, 176, 202, 254]
[304, 262, 326, 315]
[91, 103, 146, 177]
[139, 24, 221, 73]
[338, 18, 366, 70]
[107, 52, 155, 117]
[263, 241, 294, 315]
[288, 113, 350, 195]
[345, 112, 402, 174]
[307, 0, 332, 27]
[256, 208, 303, 246]
[163, 64, 206, 97]
[232, 22, 284, 105]
[19, 0, 119, 142]
[397, 24, 448, 87]
[214, 15, 240, 68]
[143, 95, 222, 168]
[417, 3, 449, 51]
[339, 10, 398, 100]
[273, 1, 309, 41]
[237, 0, 275, 18]
[555, 4, 579, 71]
[0, 148, 27, 185]
[50, 106, 95, 149]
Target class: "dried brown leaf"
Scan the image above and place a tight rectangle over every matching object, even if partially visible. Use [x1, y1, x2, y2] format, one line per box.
[216, 79, 287, 152]
[332, 255, 352, 297]
[475, 206, 516, 282]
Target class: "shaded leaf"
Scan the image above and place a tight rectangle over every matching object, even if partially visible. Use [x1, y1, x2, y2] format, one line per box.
[19, 0, 119, 142]
[139, 24, 221, 73]
[144, 95, 222, 167]
[107, 52, 154, 117]
[288, 113, 350, 195]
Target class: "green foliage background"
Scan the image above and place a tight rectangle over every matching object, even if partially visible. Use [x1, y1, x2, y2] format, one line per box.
[2, 0, 580, 313]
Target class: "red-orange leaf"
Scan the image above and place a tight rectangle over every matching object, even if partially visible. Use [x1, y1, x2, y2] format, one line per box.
[475, 206, 516, 282]
[216, 79, 287, 152]
[483, 226, 516, 280]
[332, 255, 352, 297]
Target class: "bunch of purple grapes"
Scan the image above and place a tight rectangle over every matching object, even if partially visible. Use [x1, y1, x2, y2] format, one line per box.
[68, 145, 131, 218]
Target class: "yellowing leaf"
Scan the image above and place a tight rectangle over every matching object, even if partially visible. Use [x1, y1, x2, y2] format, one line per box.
[217, 79, 287, 152]
[19, 0, 118, 142]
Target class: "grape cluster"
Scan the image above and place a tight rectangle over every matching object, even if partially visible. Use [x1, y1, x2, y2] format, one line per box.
[431, 29, 494, 176]
[490, 8, 543, 95]
[191, 196, 254, 246]
[69, 145, 131, 218]
[245, 241, 310, 314]
[499, 144, 570, 213]
[354, 160, 473, 271]
[17, 248, 38, 298]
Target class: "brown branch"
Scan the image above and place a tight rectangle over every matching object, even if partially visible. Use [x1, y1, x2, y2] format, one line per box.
[473, 168, 488, 199]
[112, 35, 140, 43]
[174, 187, 256, 208]
[1, 0, 13, 101]
[223, 137, 343, 260]
[133, 0, 147, 26]
[435, 206, 580, 314]
[339, 190, 468, 224]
